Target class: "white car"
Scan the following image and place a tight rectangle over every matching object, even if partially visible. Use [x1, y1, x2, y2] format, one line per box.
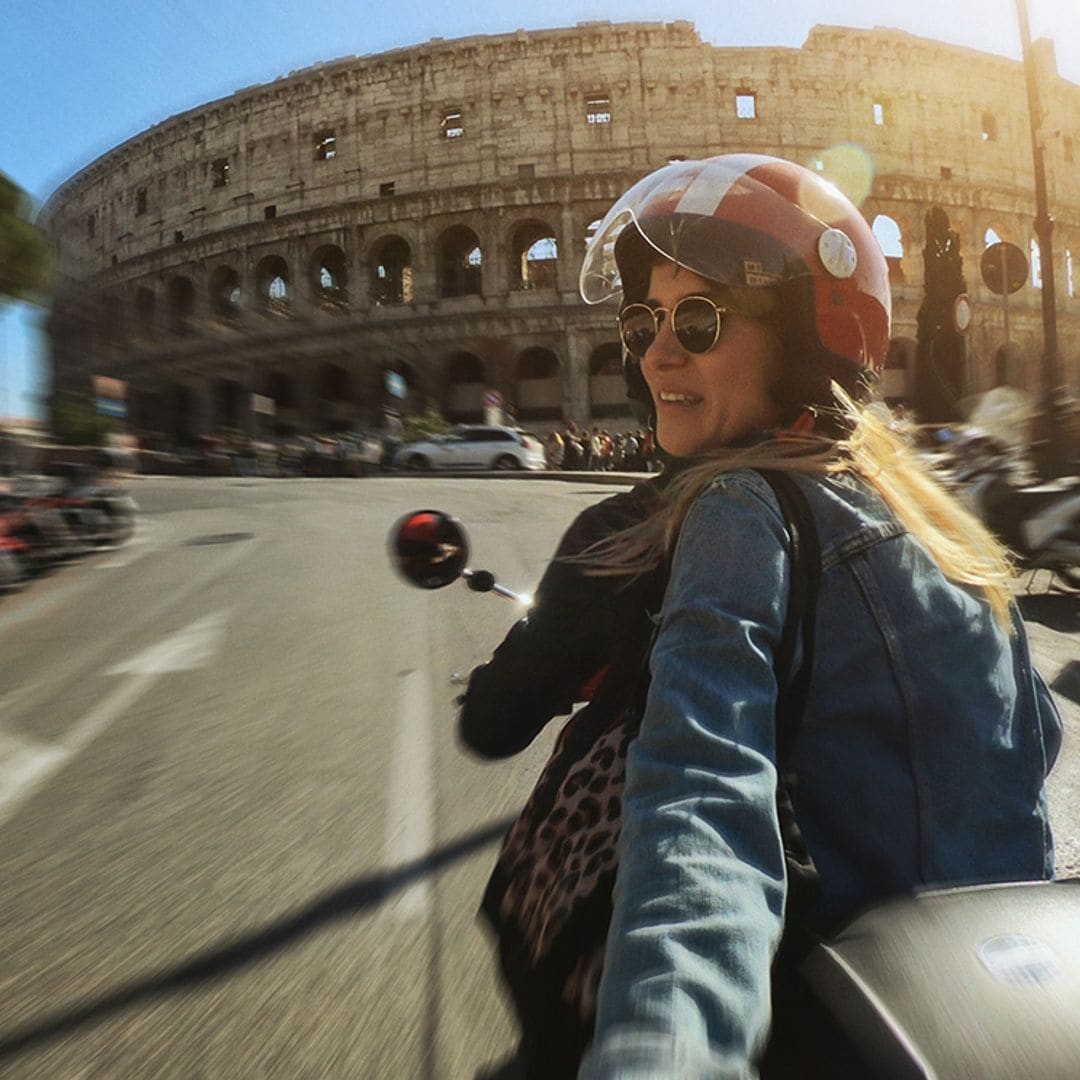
[394, 425, 546, 471]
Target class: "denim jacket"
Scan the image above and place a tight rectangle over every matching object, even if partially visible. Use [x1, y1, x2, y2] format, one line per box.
[580, 469, 1061, 1079]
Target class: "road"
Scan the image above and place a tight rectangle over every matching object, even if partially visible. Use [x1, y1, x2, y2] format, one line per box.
[0, 475, 1076, 1079]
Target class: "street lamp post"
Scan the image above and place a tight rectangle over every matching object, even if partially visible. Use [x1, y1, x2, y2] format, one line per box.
[1015, 0, 1067, 473]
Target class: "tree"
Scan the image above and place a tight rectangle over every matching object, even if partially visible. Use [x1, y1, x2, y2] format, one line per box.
[914, 205, 967, 423]
[0, 173, 50, 304]
[402, 405, 452, 443]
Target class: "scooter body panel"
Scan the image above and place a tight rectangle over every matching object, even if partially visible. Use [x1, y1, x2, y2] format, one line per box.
[801, 880, 1080, 1079]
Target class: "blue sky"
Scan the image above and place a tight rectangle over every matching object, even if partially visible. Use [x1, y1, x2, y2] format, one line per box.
[1, 0, 1076, 422]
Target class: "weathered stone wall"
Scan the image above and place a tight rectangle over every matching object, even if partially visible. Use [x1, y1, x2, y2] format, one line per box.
[41, 21, 1080, 440]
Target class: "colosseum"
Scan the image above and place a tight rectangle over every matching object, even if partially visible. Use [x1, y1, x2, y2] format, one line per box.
[40, 20, 1080, 445]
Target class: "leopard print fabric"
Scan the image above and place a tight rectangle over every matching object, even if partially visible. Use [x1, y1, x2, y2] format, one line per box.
[491, 706, 639, 1020]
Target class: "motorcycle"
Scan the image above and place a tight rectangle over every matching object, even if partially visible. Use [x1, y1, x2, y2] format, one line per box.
[939, 430, 1080, 590]
[388, 507, 1080, 1078]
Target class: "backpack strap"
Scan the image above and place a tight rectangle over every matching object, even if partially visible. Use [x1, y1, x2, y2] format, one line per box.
[756, 470, 821, 763]
[756, 470, 824, 946]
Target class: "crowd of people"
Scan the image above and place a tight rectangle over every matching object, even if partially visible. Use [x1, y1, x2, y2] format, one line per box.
[544, 423, 658, 472]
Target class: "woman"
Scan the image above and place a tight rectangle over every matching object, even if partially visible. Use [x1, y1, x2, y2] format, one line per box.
[568, 155, 1062, 1077]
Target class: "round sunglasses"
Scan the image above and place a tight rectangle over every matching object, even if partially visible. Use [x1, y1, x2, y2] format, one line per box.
[618, 295, 726, 359]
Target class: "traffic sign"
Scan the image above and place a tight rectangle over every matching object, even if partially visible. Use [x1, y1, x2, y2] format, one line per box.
[952, 294, 973, 335]
[482, 388, 503, 408]
[981, 242, 1028, 296]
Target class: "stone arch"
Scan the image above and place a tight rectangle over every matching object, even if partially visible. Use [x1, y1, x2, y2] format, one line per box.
[315, 361, 354, 429]
[256, 254, 291, 312]
[588, 342, 631, 419]
[515, 346, 561, 421]
[311, 244, 348, 307]
[437, 224, 483, 298]
[881, 336, 916, 403]
[210, 265, 241, 320]
[444, 351, 486, 421]
[264, 369, 299, 434]
[510, 220, 558, 291]
[370, 235, 414, 305]
[214, 377, 247, 432]
[134, 286, 156, 336]
[101, 293, 124, 346]
[167, 275, 195, 335]
[168, 382, 198, 444]
[872, 214, 904, 283]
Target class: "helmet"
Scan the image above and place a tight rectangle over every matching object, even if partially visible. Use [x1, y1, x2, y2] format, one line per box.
[580, 154, 891, 407]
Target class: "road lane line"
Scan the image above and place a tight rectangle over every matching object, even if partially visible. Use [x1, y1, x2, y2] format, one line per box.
[384, 666, 434, 920]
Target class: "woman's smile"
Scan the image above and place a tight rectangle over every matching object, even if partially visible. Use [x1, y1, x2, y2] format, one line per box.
[640, 262, 784, 456]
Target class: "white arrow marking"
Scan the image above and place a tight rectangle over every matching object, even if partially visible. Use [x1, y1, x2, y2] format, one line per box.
[383, 666, 434, 920]
[0, 611, 229, 827]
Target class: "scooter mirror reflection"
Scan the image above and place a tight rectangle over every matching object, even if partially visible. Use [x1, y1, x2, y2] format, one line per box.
[388, 509, 469, 590]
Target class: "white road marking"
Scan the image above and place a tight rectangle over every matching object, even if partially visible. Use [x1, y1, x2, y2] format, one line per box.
[383, 666, 435, 920]
[0, 611, 228, 828]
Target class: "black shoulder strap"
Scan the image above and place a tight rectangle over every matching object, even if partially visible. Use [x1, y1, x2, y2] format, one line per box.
[756, 470, 821, 765]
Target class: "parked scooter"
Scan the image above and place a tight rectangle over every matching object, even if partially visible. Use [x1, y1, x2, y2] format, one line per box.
[388, 507, 1080, 1078]
[940, 430, 1080, 589]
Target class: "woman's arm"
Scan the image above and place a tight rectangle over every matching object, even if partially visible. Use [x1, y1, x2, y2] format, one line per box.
[459, 483, 663, 758]
[581, 474, 792, 1078]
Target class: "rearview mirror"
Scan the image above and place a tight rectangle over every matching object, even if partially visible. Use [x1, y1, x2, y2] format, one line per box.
[388, 509, 469, 589]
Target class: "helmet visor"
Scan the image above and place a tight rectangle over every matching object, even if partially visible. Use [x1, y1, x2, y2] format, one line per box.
[580, 154, 853, 304]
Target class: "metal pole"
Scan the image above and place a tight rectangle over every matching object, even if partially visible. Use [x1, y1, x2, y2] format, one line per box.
[1015, 0, 1065, 472]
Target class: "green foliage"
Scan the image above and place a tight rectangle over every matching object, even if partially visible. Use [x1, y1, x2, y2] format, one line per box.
[0, 173, 51, 305]
[52, 390, 106, 446]
[402, 405, 453, 443]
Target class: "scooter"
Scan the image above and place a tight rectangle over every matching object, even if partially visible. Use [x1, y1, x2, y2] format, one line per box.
[941, 431, 1080, 590]
[388, 507, 1080, 1079]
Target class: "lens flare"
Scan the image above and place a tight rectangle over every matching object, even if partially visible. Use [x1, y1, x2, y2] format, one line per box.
[802, 144, 875, 213]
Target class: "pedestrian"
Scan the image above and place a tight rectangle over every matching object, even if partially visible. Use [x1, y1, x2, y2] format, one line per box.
[588, 426, 604, 471]
[545, 430, 565, 470]
[463, 153, 1062, 1079]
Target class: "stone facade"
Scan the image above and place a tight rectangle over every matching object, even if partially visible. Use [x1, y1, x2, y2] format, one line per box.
[40, 21, 1080, 441]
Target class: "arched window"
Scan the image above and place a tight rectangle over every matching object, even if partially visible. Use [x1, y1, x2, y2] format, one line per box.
[267, 371, 296, 410]
[446, 353, 485, 383]
[311, 245, 348, 306]
[438, 225, 483, 297]
[872, 215, 904, 283]
[511, 221, 558, 290]
[985, 227, 1002, 247]
[168, 276, 195, 335]
[134, 286, 156, 336]
[515, 348, 561, 420]
[371, 236, 413, 305]
[588, 343, 631, 418]
[101, 294, 124, 345]
[872, 215, 903, 258]
[516, 347, 559, 380]
[210, 266, 241, 320]
[256, 255, 291, 311]
[589, 343, 623, 376]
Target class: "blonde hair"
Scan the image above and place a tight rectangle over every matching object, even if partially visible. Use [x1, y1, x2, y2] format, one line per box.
[577, 391, 1015, 629]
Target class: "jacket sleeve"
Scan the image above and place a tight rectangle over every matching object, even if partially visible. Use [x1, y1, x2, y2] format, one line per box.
[459, 488, 656, 758]
[580, 475, 791, 1079]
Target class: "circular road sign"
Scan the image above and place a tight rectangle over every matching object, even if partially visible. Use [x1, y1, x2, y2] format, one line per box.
[980, 241, 1028, 296]
[952, 294, 973, 335]
[482, 388, 503, 408]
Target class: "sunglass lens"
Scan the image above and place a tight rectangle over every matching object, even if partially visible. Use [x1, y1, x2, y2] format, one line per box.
[674, 297, 721, 353]
[619, 306, 656, 358]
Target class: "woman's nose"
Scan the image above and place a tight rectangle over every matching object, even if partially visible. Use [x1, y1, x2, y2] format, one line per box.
[642, 315, 686, 372]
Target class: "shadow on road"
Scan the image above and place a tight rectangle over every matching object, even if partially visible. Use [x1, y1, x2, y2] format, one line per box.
[0, 815, 515, 1060]
[1017, 592, 1080, 634]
